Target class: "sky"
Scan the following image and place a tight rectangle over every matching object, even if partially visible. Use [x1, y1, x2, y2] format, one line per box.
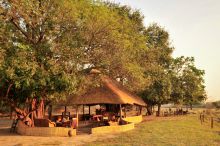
[110, 0, 220, 102]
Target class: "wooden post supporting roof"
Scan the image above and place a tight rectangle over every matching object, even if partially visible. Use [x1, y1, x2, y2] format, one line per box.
[64, 106, 67, 113]
[124, 105, 127, 118]
[76, 106, 79, 128]
[140, 106, 142, 115]
[119, 104, 122, 120]
[82, 105, 85, 120]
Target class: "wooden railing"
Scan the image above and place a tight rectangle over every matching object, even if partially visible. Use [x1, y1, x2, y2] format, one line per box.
[199, 113, 220, 129]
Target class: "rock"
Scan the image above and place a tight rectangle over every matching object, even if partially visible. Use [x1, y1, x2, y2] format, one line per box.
[68, 130, 73, 137]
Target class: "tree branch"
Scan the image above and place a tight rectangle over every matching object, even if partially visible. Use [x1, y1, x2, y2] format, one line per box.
[5, 83, 13, 98]
[25, 108, 38, 118]
[10, 18, 35, 44]
[37, 30, 44, 44]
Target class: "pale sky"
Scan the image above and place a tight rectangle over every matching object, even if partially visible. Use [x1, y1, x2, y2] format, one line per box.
[110, 0, 220, 101]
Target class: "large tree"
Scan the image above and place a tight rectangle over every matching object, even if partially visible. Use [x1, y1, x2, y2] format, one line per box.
[170, 56, 207, 108]
[0, 0, 148, 119]
[0, 0, 87, 119]
[79, 2, 148, 91]
[140, 23, 173, 116]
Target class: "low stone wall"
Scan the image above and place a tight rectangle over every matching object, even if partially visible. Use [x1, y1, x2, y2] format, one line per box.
[17, 120, 76, 137]
[91, 115, 142, 134]
[123, 115, 143, 124]
[91, 122, 134, 134]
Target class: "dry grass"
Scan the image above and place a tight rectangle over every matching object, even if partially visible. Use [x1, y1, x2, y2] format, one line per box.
[1, 109, 220, 146]
[85, 112, 220, 146]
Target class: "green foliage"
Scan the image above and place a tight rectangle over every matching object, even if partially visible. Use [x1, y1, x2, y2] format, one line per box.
[140, 24, 206, 111]
[80, 2, 148, 91]
[212, 101, 220, 109]
[0, 0, 148, 105]
[0, 0, 82, 104]
[140, 24, 173, 107]
[170, 56, 207, 105]
[0, 0, 206, 110]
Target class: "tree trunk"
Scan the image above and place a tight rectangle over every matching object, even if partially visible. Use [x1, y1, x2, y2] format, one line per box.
[48, 105, 52, 120]
[36, 99, 44, 118]
[6, 97, 40, 128]
[146, 104, 153, 115]
[11, 102, 27, 117]
[24, 98, 30, 114]
[31, 99, 37, 127]
[190, 103, 192, 110]
[44, 105, 47, 117]
[157, 103, 161, 117]
[31, 99, 37, 119]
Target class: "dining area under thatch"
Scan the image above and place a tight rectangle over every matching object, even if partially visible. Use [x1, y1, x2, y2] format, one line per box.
[55, 75, 146, 134]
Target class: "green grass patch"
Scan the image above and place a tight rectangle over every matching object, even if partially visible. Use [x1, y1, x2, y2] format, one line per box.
[85, 115, 220, 146]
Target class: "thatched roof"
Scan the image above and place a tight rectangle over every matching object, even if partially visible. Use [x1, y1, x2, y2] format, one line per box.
[65, 76, 146, 106]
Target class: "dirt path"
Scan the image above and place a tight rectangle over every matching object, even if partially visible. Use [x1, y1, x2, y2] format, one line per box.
[0, 131, 116, 146]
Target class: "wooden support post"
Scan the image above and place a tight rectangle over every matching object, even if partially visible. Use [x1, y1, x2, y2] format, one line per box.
[140, 106, 142, 115]
[124, 105, 127, 118]
[211, 117, 213, 129]
[89, 105, 91, 115]
[62, 106, 67, 119]
[10, 106, 13, 120]
[64, 106, 67, 113]
[200, 113, 205, 125]
[83, 105, 85, 120]
[119, 104, 122, 120]
[76, 106, 79, 128]
[200, 114, 202, 125]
